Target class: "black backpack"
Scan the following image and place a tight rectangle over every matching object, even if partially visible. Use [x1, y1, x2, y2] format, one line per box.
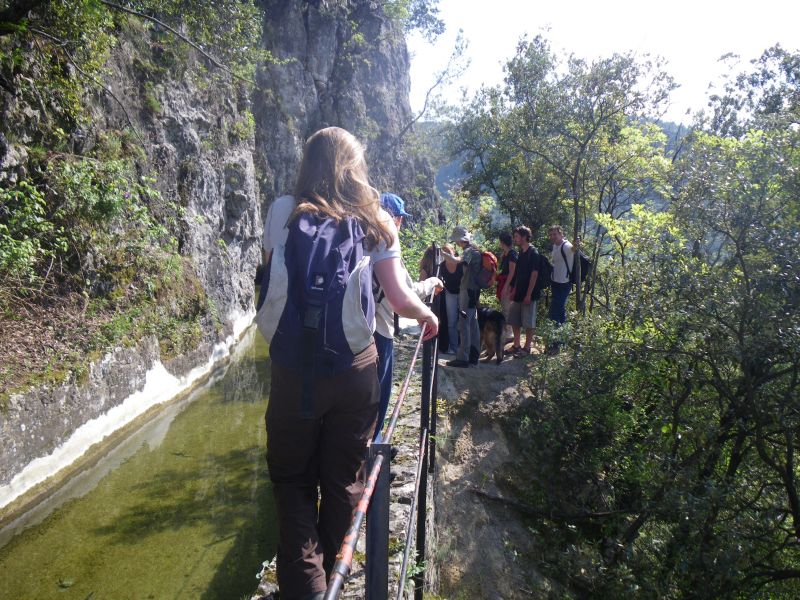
[256, 212, 375, 419]
[532, 252, 552, 300]
[561, 244, 591, 284]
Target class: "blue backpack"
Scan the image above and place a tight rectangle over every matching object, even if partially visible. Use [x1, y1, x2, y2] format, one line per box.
[256, 212, 375, 419]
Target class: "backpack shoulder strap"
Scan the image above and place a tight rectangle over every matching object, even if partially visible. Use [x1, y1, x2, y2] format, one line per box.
[560, 243, 572, 279]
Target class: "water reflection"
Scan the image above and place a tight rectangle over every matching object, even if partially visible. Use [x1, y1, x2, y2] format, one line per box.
[0, 327, 276, 600]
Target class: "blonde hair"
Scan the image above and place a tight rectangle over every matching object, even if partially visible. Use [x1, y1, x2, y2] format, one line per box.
[292, 127, 393, 250]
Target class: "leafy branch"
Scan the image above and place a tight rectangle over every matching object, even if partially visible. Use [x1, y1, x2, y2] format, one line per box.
[28, 26, 145, 144]
[98, 0, 254, 84]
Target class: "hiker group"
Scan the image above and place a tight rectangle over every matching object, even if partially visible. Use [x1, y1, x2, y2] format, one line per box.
[255, 126, 585, 600]
[433, 222, 582, 367]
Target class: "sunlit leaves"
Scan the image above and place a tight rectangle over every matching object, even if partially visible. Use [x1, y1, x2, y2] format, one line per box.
[514, 47, 800, 597]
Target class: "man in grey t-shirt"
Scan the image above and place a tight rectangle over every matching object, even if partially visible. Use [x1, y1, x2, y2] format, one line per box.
[440, 226, 482, 367]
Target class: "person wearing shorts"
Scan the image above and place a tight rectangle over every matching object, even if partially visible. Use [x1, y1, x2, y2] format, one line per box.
[507, 225, 540, 356]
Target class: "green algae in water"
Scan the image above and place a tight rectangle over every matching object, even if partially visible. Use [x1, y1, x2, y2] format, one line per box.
[0, 329, 278, 600]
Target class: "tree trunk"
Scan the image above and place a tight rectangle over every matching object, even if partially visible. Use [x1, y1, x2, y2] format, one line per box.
[572, 189, 584, 313]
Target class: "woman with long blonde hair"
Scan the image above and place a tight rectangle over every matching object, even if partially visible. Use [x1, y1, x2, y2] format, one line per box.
[264, 127, 437, 600]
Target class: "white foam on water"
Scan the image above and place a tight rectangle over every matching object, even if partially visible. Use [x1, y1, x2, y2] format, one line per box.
[0, 309, 256, 511]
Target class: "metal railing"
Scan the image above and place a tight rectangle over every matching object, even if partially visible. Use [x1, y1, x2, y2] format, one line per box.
[324, 247, 442, 600]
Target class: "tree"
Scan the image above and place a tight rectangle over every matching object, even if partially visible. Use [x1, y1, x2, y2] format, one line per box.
[446, 86, 563, 235]
[702, 44, 800, 137]
[584, 123, 671, 308]
[512, 47, 800, 599]
[503, 35, 676, 309]
[449, 35, 676, 307]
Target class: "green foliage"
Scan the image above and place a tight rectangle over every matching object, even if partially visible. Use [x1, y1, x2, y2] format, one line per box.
[125, 0, 270, 81]
[509, 50, 800, 596]
[143, 81, 162, 114]
[399, 216, 448, 280]
[382, 0, 444, 40]
[703, 45, 800, 136]
[0, 0, 116, 137]
[0, 0, 268, 394]
[0, 146, 208, 398]
[399, 191, 493, 279]
[0, 180, 60, 280]
[0, 154, 169, 303]
[228, 109, 255, 143]
[449, 35, 677, 309]
[0, 0, 267, 149]
[91, 254, 206, 360]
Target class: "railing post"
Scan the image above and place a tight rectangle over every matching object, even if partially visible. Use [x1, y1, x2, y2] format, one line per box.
[430, 344, 438, 473]
[414, 338, 432, 599]
[428, 261, 440, 474]
[366, 442, 391, 600]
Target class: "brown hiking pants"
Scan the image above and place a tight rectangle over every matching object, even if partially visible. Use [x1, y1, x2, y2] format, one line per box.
[266, 348, 379, 599]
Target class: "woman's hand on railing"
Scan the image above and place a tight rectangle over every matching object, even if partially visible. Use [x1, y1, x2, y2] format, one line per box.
[419, 312, 439, 341]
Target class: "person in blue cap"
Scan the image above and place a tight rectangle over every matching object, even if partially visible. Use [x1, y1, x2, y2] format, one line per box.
[380, 192, 412, 226]
[372, 192, 443, 441]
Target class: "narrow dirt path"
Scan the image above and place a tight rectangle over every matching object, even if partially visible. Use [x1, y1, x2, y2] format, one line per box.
[433, 349, 561, 599]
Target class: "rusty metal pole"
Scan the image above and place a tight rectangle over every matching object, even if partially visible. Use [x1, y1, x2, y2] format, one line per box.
[366, 443, 391, 600]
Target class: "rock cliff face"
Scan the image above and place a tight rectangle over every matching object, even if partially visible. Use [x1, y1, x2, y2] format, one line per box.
[0, 25, 261, 499]
[255, 0, 435, 211]
[0, 2, 432, 509]
[109, 41, 262, 329]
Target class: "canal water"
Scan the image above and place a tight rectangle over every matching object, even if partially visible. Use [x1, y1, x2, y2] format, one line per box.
[0, 327, 277, 600]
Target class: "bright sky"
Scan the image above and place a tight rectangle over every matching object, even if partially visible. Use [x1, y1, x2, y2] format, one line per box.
[407, 0, 800, 124]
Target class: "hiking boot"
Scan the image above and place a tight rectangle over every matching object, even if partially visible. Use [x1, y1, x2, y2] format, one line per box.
[445, 359, 470, 368]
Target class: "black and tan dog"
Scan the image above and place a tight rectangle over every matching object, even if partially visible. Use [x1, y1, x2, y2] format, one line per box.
[477, 306, 506, 364]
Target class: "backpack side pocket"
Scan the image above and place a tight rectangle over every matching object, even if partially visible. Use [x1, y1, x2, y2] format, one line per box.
[341, 255, 375, 354]
[256, 243, 289, 344]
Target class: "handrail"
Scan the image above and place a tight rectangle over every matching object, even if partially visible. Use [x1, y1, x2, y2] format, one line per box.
[324, 242, 442, 600]
[379, 243, 441, 446]
[395, 427, 428, 599]
[378, 329, 425, 445]
[323, 451, 386, 600]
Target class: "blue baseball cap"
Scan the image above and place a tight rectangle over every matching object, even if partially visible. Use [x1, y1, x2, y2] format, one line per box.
[380, 192, 412, 218]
